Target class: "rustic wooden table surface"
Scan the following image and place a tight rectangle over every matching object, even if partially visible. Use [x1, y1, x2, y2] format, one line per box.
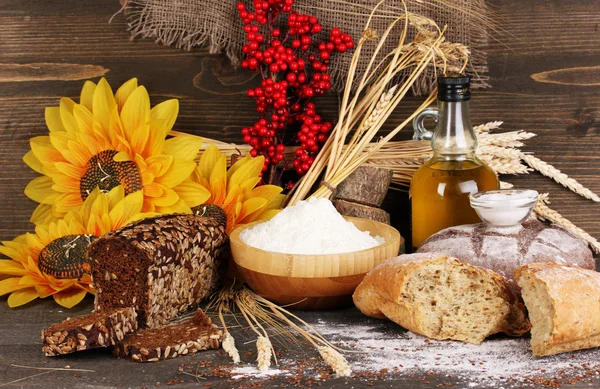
[2, 0, 600, 388]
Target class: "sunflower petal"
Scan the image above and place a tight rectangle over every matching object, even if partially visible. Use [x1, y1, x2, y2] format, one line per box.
[0, 277, 30, 296]
[209, 155, 227, 204]
[92, 78, 117, 130]
[173, 181, 211, 208]
[255, 209, 281, 221]
[144, 119, 167, 156]
[8, 288, 40, 307]
[0, 261, 27, 277]
[163, 135, 203, 161]
[30, 204, 55, 226]
[227, 154, 252, 179]
[121, 86, 150, 140]
[53, 288, 88, 309]
[105, 186, 125, 209]
[24, 176, 57, 204]
[198, 145, 221, 180]
[238, 197, 268, 222]
[23, 150, 44, 174]
[30, 135, 66, 166]
[115, 78, 138, 111]
[108, 190, 144, 229]
[155, 159, 195, 188]
[247, 184, 283, 202]
[35, 284, 56, 299]
[55, 162, 85, 180]
[73, 104, 95, 133]
[45, 107, 66, 133]
[151, 187, 179, 207]
[229, 156, 264, 189]
[53, 193, 83, 214]
[143, 182, 163, 198]
[79, 80, 96, 111]
[130, 124, 150, 155]
[145, 155, 172, 177]
[156, 199, 192, 215]
[60, 98, 79, 133]
[150, 99, 179, 134]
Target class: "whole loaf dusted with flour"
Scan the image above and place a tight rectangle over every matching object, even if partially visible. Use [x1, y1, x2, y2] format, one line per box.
[88, 212, 228, 329]
[418, 219, 594, 293]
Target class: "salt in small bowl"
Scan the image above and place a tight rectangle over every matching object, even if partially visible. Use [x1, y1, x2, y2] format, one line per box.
[469, 189, 539, 227]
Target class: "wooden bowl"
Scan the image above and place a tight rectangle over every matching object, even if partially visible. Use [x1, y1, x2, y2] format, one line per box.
[230, 217, 404, 310]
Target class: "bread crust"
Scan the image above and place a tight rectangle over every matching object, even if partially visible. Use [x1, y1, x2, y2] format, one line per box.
[515, 263, 600, 356]
[353, 253, 530, 343]
[417, 220, 595, 295]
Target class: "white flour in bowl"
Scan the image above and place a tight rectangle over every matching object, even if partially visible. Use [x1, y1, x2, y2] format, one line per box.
[240, 198, 384, 255]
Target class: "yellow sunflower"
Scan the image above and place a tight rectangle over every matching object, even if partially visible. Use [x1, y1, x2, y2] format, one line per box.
[24, 77, 210, 225]
[190, 145, 285, 234]
[0, 187, 147, 308]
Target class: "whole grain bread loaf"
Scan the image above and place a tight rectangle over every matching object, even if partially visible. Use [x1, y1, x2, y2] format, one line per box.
[417, 219, 594, 294]
[516, 263, 600, 356]
[88, 213, 228, 329]
[42, 307, 138, 356]
[112, 309, 222, 362]
[353, 253, 531, 344]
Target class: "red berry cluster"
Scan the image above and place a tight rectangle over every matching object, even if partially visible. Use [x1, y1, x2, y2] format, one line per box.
[236, 0, 353, 183]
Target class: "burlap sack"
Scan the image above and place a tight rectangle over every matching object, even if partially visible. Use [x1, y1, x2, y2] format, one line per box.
[122, 0, 489, 94]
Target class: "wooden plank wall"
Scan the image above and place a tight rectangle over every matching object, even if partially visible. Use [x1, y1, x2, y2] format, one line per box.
[1, 0, 599, 244]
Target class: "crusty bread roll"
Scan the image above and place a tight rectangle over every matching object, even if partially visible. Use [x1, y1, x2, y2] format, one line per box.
[353, 253, 531, 344]
[515, 263, 600, 356]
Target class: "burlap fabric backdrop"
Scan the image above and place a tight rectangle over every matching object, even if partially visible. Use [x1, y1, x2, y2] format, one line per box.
[122, 0, 489, 94]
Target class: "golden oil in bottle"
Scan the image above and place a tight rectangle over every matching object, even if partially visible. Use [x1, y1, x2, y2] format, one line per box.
[409, 75, 499, 250]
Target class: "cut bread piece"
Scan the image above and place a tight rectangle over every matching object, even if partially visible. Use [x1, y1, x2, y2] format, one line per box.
[112, 309, 222, 362]
[42, 307, 138, 356]
[515, 263, 600, 356]
[353, 253, 530, 344]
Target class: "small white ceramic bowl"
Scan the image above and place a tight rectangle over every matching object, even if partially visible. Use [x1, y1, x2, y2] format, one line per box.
[469, 189, 539, 226]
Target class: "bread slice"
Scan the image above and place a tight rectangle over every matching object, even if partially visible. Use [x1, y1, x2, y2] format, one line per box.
[112, 309, 222, 362]
[515, 263, 600, 356]
[42, 307, 138, 356]
[353, 253, 530, 344]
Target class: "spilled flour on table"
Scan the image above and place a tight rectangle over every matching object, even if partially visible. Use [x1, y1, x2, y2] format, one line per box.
[312, 320, 600, 387]
[230, 366, 288, 380]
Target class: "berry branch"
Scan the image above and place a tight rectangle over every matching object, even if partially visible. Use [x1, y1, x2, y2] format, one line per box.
[237, 0, 353, 189]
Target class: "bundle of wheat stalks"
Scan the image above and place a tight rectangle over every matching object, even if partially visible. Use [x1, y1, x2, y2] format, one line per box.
[205, 284, 352, 376]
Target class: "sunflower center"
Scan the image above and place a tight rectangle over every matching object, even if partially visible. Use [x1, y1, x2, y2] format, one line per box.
[80, 150, 143, 201]
[38, 234, 98, 279]
[192, 204, 227, 228]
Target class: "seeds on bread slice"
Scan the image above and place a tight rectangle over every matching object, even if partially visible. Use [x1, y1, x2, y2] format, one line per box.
[515, 263, 600, 356]
[112, 309, 222, 362]
[42, 307, 138, 356]
[353, 253, 531, 344]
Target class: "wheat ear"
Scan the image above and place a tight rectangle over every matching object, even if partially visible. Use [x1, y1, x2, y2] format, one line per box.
[222, 332, 240, 364]
[318, 346, 352, 377]
[534, 194, 600, 254]
[522, 154, 600, 202]
[256, 336, 272, 372]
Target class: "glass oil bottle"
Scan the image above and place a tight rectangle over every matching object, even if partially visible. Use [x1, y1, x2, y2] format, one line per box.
[409, 75, 499, 250]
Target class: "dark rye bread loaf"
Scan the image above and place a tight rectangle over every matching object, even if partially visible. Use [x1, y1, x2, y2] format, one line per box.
[112, 309, 222, 362]
[418, 219, 594, 293]
[42, 308, 138, 356]
[88, 213, 228, 328]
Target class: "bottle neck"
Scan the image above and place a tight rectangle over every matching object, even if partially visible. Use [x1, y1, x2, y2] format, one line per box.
[431, 100, 477, 161]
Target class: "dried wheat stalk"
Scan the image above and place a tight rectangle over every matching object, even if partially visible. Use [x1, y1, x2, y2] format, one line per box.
[286, 2, 470, 205]
[522, 154, 600, 202]
[534, 194, 600, 254]
[206, 285, 352, 376]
